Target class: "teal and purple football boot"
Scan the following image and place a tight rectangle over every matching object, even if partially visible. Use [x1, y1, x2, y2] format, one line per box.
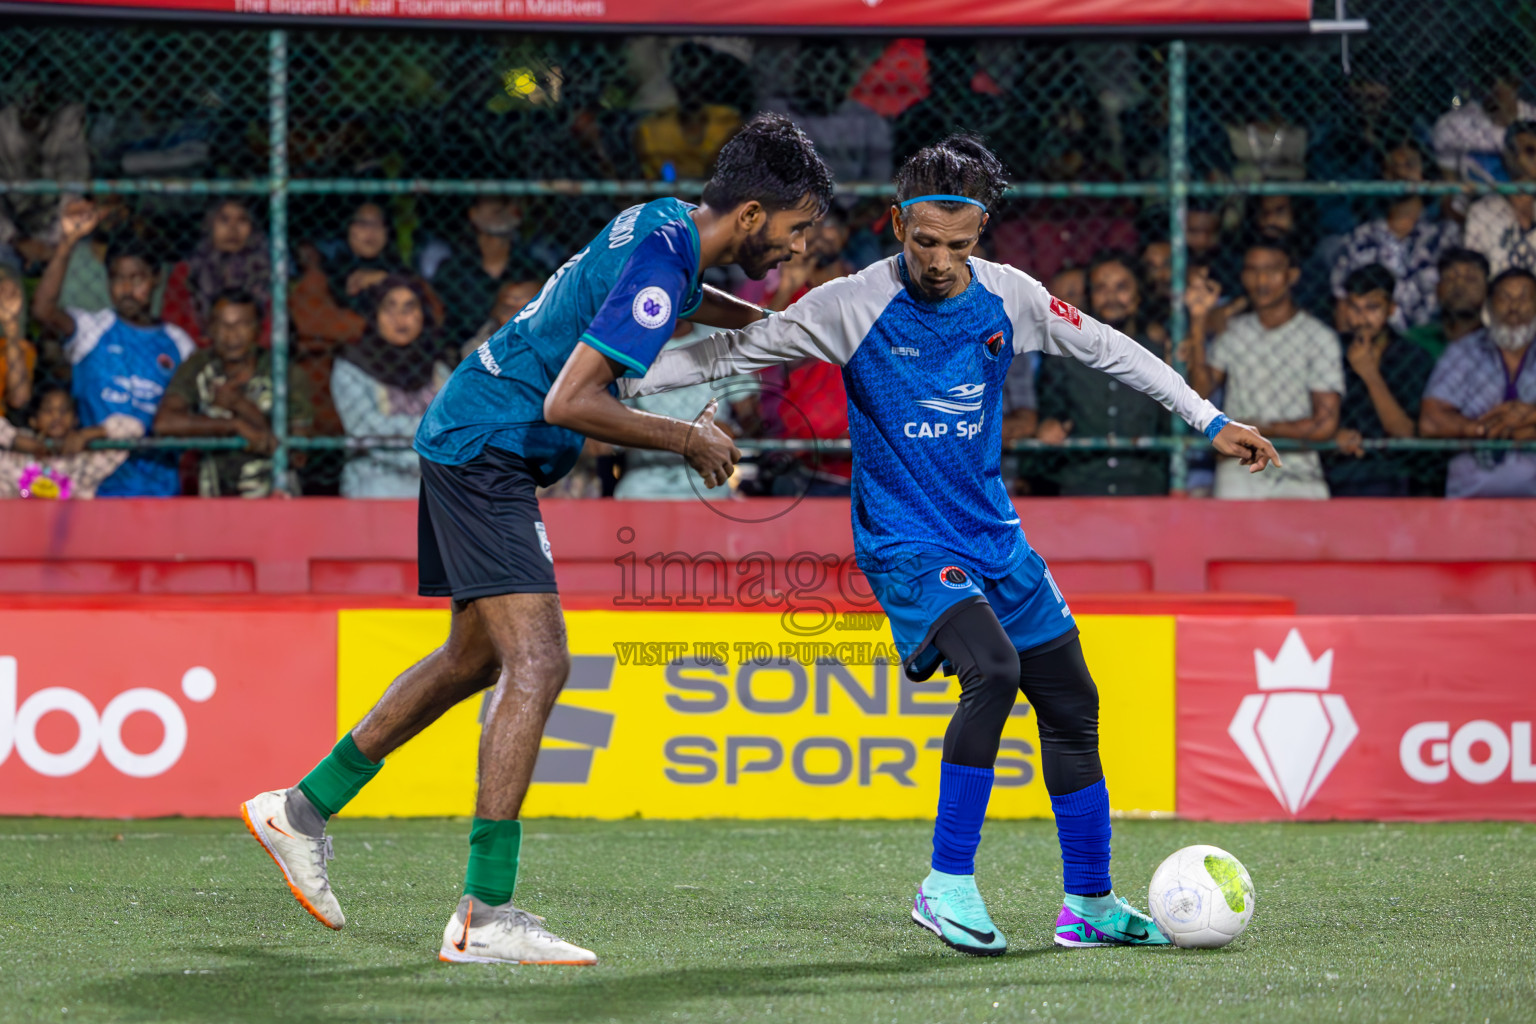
[1053, 893, 1171, 948]
[911, 874, 1008, 956]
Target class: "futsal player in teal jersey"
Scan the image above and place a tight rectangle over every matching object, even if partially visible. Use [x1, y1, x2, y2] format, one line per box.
[241, 114, 833, 966]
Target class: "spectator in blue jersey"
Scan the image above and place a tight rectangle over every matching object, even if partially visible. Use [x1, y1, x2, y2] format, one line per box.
[621, 134, 1279, 957]
[32, 199, 193, 497]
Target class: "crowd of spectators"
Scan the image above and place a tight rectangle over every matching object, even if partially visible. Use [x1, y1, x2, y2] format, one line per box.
[1, 32, 1535, 500]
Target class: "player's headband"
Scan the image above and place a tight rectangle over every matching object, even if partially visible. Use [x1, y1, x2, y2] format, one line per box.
[898, 194, 987, 210]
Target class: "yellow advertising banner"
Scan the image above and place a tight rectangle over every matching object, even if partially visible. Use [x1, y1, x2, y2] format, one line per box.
[336, 610, 1174, 819]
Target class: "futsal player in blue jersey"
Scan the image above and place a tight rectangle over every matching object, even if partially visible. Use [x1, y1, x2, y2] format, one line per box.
[623, 135, 1281, 956]
[242, 114, 833, 966]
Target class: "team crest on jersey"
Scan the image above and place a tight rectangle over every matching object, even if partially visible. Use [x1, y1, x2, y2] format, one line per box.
[1049, 296, 1083, 329]
[983, 330, 1005, 357]
[938, 565, 971, 589]
[632, 286, 672, 330]
[157, 353, 174, 372]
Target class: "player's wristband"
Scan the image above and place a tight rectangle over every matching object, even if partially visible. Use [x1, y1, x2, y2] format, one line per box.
[1203, 413, 1231, 441]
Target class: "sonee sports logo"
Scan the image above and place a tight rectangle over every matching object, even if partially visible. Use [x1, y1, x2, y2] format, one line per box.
[938, 566, 971, 590]
[0, 656, 217, 778]
[1227, 630, 1358, 815]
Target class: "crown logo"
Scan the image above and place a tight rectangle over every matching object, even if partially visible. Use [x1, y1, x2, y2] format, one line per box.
[1254, 629, 1334, 691]
[1229, 630, 1357, 815]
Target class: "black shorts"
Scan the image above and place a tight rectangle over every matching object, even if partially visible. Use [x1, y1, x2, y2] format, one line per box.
[418, 447, 558, 601]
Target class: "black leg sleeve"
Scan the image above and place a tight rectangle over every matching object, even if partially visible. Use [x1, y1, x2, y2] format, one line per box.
[1018, 636, 1103, 796]
[933, 602, 1023, 769]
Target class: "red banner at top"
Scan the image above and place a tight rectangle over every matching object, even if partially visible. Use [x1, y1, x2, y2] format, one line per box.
[11, 0, 1312, 29]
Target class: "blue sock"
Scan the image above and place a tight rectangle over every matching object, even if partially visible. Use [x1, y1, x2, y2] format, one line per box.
[930, 762, 994, 875]
[1049, 778, 1112, 896]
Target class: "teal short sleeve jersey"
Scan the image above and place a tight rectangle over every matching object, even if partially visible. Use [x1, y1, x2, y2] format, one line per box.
[414, 198, 704, 484]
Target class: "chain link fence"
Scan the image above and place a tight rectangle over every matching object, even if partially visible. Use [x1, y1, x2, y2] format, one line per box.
[1, 2, 1534, 499]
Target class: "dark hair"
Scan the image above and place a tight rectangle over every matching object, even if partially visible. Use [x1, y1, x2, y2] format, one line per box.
[1381, 135, 1431, 171]
[30, 385, 75, 417]
[209, 196, 255, 219]
[702, 113, 834, 217]
[1489, 266, 1536, 297]
[1088, 249, 1139, 277]
[367, 274, 439, 334]
[1506, 120, 1536, 152]
[105, 237, 158, 274]
[1343, 264, 1398, 299]
[893, 133, 1009, 212]
[1438, 246, 1490, 278]
[1085, 250, 1142, 302]
[1241, 232, 1298, 269]
[210, 287, 261, 315]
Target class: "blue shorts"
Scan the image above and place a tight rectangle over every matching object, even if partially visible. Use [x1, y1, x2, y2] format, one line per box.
[865, 548, 1075, 680]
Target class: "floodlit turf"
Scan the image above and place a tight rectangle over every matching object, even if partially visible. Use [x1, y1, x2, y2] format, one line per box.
[1, 818, 1532, 1023]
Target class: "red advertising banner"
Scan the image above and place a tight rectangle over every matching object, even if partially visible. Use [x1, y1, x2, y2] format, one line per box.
[1177, 617, 1536, 822]
[0, 610, 336, 817]
[6, 0, 1311, 29]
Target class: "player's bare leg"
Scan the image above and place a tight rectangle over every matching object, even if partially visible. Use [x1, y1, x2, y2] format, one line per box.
[439, 593, 597, 965]
[351, 599, 502, 760]
[471, 594, 569, 819]
[242, 600, 500, 929]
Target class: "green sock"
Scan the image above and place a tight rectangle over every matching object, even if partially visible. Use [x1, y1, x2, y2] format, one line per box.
[464, 818, 522, 906]
[296, 732, 383, 819]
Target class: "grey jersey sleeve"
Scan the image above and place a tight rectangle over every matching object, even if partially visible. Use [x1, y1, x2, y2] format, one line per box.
[971, 258, 1224, 435]
[618, 258, 902, 399]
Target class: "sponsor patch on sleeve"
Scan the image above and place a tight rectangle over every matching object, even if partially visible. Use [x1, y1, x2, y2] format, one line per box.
[1049, 296, 1083, 330]
[632, 286, 673, 330]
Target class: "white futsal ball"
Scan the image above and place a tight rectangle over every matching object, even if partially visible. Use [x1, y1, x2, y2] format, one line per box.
[1147, 844, 1255, 948]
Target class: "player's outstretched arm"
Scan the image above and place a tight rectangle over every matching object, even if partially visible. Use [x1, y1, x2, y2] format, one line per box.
[989, 262, 1280, 475]
[687, 284, 770, 330]
[546, 342, 740, 487]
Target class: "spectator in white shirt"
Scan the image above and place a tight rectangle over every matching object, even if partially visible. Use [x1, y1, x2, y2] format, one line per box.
[1185, 236, 1343, 500]
[1433, 53, 1536, 184]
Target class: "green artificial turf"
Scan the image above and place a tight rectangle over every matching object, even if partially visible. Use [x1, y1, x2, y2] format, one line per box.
[1, 817, 1531, 1023]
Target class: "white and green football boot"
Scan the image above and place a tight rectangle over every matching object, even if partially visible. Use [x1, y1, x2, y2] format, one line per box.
[911, 873, 1007, 956]
[1053, 892, 1170, 948]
